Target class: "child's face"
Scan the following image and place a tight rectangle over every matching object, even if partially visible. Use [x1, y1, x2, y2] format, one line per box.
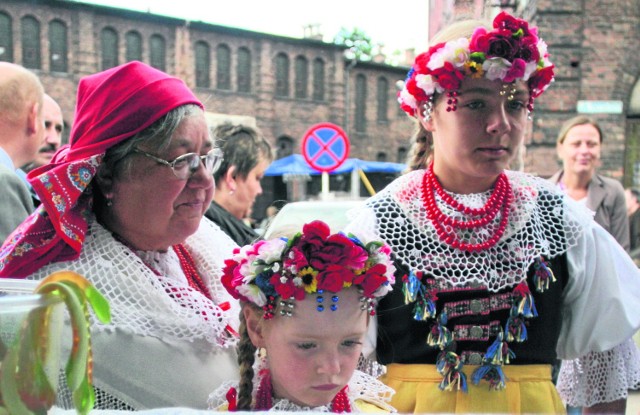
[259, 288, 368, 407]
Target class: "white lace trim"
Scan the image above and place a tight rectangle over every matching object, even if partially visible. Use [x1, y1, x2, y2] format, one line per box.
[29, 216, 240, 349]
[208, 370, 395, 412]
[557, 338, 640, 406]
[347, 169, 589, 292]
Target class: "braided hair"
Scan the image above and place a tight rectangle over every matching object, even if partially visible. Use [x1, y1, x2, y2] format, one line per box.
[236, 304, 258, 410]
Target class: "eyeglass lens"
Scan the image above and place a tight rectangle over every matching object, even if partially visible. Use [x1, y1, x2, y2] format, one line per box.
[175, 149, 222, 179]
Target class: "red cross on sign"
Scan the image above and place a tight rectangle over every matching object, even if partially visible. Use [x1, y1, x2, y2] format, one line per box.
[301, 123, 350, 172]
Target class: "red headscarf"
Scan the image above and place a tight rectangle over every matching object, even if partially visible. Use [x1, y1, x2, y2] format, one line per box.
[0, 61, 203, 277]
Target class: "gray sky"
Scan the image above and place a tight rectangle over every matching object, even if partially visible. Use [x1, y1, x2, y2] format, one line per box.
[79, 0, 430, 54]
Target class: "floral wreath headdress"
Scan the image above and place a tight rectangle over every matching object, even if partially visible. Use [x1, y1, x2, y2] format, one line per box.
[398, 11, 554, 118]
[222, 220, 395, 319]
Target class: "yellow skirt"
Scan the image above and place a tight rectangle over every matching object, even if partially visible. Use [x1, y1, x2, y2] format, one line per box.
[382, 363, 565, 414]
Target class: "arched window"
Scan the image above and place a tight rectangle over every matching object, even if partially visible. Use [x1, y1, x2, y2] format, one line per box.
[100, 27, 118, 70]
[48, 19, 67, 72]
[237, 47, 251, 93]
[216, 44, 231, 90]
[125, 30, 142, 62]
[376, 152, 387, 162]
[377, 77, 389, 122]
[276, 136, 294, 159]
[312, 58, 325, 101]
[0, 12, 13, 62]
[21, 16, 40, 69]
[355, 74, 367, 133]
[149, 34, 166, 71]
[195, 41, 210, 88]
[275, 53, 289, 97]
[294, 55, 308, 99]
[397, 146, 408, 164]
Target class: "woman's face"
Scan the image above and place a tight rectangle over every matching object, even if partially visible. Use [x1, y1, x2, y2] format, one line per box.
[248, 288, 367, 408]
[557, 123, 601, 177]
[422, 77, 529, 193]
[109, 113, 214, 250]
[229, 158, 270, 219]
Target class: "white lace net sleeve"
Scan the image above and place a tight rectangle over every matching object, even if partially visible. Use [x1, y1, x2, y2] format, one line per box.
[557, 338, 640, 407]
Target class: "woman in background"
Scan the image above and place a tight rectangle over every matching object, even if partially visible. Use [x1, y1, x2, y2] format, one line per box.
[205, 122, 273, 245]
[549, 116, 629, 250]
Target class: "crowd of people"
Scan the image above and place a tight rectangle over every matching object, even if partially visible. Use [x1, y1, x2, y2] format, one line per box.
[1, 10, 639, 415]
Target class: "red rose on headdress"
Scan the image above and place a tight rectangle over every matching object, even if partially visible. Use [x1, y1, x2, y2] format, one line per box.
[515, 35, 540, 63]
[484, 34, 518, 60]
[316, 264, 349, 292]
[353, 263, 389, 297]
[493, 11, 530, 37]
[528, 65, 554, 98]
[299, 220, 331, 251]
[431, 62, 464, 91]
[312, 233, 368, 271]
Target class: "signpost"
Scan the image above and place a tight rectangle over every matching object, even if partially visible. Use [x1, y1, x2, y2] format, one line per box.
[301, 123, 350, 200]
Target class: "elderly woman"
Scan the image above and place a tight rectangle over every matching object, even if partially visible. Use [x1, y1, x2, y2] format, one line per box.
[0, 61, 239, 409]
[205, 122, 273, 245]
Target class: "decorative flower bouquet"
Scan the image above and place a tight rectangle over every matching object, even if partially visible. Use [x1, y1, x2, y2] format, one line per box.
[0, 271, 110, 415]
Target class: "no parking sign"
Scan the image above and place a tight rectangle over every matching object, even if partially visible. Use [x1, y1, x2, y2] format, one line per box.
[301, 123, 350, 173]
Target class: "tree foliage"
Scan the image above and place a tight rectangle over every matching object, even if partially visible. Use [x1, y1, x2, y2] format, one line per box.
[333, 27, 374, 61]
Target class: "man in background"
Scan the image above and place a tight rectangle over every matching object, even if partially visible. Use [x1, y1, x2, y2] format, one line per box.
[0, 62, 44, 242]
[23, 93, 64, 172]
[19, 93, 64, 207]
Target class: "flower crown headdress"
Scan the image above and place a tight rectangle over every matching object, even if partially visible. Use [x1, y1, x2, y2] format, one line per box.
[398, 11, 554, 117]
[222, 220, 395, 319]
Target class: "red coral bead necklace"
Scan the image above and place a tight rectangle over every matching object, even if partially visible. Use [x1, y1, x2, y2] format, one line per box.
[422, 163, 512, 252]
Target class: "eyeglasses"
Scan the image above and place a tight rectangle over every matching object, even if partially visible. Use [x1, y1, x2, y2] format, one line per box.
[133, 147, 224, 180]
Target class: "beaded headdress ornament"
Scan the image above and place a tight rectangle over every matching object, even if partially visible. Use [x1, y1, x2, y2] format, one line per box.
[221, 220, 395, 318]
[398, 11, 554, 118]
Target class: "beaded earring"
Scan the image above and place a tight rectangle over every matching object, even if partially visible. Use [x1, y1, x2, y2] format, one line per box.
[278, 298, 295, 317]
[445, 91, 458, 112]
[422, 99, 434, 123]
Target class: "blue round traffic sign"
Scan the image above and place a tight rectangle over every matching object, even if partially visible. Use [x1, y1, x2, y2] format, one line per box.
[301, 123, 350, 172]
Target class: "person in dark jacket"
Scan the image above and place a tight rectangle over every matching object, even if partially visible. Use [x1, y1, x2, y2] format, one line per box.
[205, 122, 273, 245]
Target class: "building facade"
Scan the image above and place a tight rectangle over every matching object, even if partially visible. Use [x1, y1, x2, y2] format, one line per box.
[2, 0, 640, 200]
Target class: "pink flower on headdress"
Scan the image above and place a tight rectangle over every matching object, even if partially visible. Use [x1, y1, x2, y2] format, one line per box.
[222, 257, 247, 301]
[284, 245, 310, 273]
[503, 58, 526, 83]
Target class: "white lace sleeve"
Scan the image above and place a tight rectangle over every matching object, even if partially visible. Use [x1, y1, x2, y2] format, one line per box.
[558, 204, 640, 359]
[557, 338, 640, 407]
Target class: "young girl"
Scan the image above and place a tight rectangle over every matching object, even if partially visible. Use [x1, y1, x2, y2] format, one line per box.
[345, 11, 640, 414]
[208, 220, 396, 412]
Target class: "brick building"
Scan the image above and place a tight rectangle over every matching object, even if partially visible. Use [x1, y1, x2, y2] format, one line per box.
[2, 0, 640, 206]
